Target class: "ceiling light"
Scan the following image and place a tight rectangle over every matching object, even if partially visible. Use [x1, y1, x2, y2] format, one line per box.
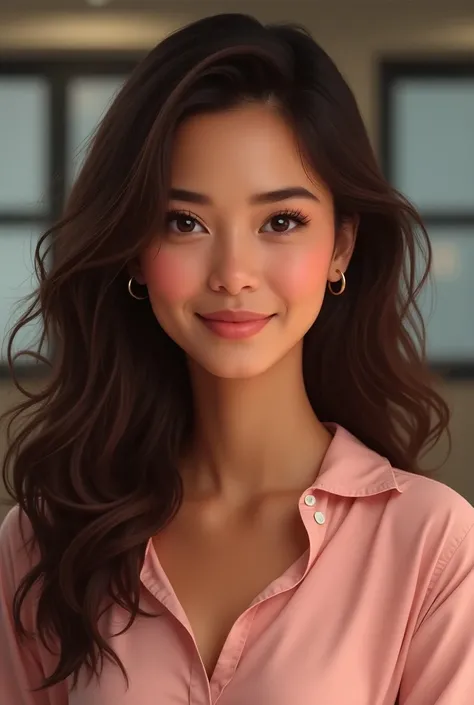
[86, 0, 112, 7]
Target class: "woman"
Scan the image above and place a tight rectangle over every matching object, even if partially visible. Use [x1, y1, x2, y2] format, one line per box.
[1, 13, 473, 705]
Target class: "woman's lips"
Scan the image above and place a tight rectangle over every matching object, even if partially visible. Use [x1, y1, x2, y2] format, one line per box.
[197, 311, 275, 339]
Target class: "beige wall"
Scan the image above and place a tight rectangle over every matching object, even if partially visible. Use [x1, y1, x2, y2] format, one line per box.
[1, 1, 474, 518]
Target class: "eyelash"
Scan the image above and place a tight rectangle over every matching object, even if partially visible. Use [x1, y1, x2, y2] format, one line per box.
[165, 208, 311, 233]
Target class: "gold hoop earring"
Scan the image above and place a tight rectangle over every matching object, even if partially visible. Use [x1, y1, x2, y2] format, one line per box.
[128, 277, 148, 300]
[328, 269, 346, 296]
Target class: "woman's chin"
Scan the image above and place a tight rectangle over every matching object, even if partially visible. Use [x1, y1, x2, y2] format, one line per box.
[192, 352, 278, 381]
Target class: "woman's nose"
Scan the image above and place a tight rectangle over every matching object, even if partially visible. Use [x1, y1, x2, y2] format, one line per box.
[207, 235, 260, 296]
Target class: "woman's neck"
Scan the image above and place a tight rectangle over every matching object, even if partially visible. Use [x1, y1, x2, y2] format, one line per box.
[182, 344, 332, 503]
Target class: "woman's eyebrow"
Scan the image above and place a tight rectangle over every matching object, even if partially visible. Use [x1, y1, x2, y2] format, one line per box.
[169, 186, 320, 205]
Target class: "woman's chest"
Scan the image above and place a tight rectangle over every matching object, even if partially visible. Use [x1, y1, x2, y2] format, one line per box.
[69, 568, 407, 705]
[152, 502, 309, 679]
[70, 498, 417, 705]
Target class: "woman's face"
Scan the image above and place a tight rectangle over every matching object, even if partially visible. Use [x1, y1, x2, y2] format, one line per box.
[137, 103, 356, 379]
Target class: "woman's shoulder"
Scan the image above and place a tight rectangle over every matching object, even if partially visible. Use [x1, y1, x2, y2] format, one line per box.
[389, 466, 474, 576]
[332, 423, 474, 567]
[393, 465, 474, 526]
[326, 425, 474, 534]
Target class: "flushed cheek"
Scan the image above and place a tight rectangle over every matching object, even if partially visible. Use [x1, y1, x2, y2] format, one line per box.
[140, 246, 203, 304]
[268, 247, 332, 302]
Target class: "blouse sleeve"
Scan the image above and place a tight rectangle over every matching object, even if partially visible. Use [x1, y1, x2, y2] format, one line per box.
[0, 506, 69, 705]
[399, 521, 474, 704]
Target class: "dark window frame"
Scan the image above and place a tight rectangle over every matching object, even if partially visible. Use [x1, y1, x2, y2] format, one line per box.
[380, 59, 474, 380]
[0, 53, 141, 378]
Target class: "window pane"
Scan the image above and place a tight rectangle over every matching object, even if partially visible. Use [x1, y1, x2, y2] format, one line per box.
[0, 225, 50, 365]
[418, 225, 474, 362]
[392, 78, 474, 212]
[67, 76, 125, 186]
[0, 77, 49, 214]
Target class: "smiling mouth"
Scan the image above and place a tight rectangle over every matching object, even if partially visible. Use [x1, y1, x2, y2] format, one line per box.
[196, 312, 275, 339]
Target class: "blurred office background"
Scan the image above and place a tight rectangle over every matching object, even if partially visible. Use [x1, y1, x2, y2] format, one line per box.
[1, 0, 473, 521]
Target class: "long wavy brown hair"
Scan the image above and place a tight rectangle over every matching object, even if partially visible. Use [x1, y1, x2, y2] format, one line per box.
[2, 12, 449, 692]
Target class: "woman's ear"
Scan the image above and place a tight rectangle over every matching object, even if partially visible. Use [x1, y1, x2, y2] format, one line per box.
[328, 215, 359, 283]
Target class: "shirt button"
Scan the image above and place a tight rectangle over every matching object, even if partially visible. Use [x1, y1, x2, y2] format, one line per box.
[314, 511, 325, 525]
[304, 494, 316, 507]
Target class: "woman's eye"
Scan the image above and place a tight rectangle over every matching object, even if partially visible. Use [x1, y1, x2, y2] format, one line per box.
[167, 212, 206, 234]
[260, 213, 306, 234]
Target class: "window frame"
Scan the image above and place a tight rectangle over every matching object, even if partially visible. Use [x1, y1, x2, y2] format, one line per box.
[380, 59, 474, 380]
[0, 53, 140, 378]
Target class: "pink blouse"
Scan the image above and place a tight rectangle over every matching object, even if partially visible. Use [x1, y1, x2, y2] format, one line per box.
[1, 425, 474, 704]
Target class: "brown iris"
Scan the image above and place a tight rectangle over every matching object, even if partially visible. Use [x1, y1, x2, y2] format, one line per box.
[175, 214, 196, 232]
[270, 215, 292, 232]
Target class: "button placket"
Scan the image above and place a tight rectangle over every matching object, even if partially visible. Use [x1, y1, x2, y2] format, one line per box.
[299, 492, 329, 578]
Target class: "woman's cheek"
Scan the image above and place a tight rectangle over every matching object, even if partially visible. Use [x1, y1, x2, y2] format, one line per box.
[269, 246, 332, 300]
[141, 247, 202, 303]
